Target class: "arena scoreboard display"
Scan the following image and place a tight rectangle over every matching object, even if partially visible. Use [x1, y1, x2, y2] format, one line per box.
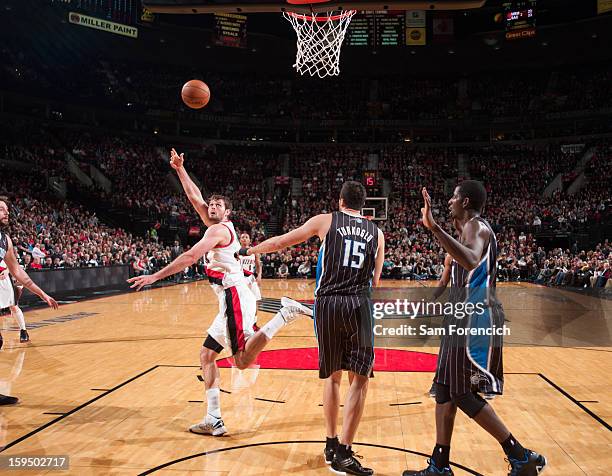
[363, 170, 378, 189]
[346, 11, 405, 47]
[214, 12, 247, 48]
[503, 0, 537, 40]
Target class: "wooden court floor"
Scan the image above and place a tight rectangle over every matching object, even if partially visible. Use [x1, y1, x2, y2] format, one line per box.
[0, 280, 610, 475]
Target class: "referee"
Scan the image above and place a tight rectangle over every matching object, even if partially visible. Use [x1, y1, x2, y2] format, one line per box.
[242, 181, 384, 476]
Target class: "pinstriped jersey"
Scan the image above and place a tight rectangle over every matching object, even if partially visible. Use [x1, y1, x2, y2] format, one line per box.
[450, 216, 497, 293]
[438, 216, 504, 395]
[315, 211, 379, 297]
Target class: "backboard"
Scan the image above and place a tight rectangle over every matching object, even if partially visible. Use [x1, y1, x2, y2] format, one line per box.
[362, 197, 388, 221]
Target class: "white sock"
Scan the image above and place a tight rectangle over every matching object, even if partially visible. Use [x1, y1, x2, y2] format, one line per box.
[11, 307, 26, 331]
[261, 311, 287, 339]
[206, 387, 221, 419]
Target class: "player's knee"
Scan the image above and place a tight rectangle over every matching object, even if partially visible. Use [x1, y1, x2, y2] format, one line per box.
[453, 391, 487, 418]
[349, 372, 369, 389]
[434, 383, 452, 405]
[328, 370, 342, 384]
[200, 348, 216, 365]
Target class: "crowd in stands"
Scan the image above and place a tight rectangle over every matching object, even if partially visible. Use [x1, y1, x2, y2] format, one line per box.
[0, 120, 67, 176]
[2, 36, 612, 123]
[84, 62, 612, 121]
[495, 228, 611, 289]
[469, 142, 611, 231]
[49, 128, 278, 239]
[0, 172, 176, 275]
[1, 127, 610, 289]
[1, 43, 611, 290]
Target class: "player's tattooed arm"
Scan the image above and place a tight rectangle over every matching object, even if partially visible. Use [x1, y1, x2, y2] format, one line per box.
[3, 236, 58, 309]
[245, 214, 332, 256]
[169, 148, 214, 228]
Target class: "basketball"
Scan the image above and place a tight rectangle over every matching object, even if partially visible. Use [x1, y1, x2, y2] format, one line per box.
[181, 79, 210, 109]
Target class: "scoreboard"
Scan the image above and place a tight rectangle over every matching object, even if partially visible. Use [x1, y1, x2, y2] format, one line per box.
[363, 170, 379, 189]
[214, 13, 247, 48]
[503, 0, 537, 40]
[346, 11, 405, 47]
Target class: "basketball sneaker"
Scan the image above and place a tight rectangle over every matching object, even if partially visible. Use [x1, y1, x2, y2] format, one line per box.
[20, 329, 30, 343]
[0, 394, 19, 406]
[507, 449, 547, 476]
[330, 449, 373, 476]
[188, 414, 227, 436]
[280, 296, 313, 321]
[325, 438, 339, 464]
[403, 460, 454, 476]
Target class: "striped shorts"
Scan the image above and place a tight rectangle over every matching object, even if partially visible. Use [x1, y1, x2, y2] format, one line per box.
[207, 284, 257, 355]
[435, 304, 505, 396]
[314, 294, 375, 379]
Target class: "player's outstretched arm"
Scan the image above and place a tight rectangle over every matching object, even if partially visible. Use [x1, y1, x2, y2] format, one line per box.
[421, 187, 487, 271]
[245, 214, 331, 256]
[372, 229, 385, 287]
[128, 224, 229, 290]
[169, 148, 214, 227]
[4, 236, 58, 309]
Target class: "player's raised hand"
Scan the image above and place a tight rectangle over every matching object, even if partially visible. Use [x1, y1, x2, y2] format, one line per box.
[421, 187, 437, 230]
[170, 148, 184, 170]
[41, 293, 59, 310]
[127, 274, 158, 291]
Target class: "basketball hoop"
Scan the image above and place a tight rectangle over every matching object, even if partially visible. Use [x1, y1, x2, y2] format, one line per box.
[283, 8, 356, 78]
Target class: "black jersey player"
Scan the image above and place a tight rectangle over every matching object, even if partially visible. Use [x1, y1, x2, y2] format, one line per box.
[241, 181, 385, 476]
[403, 182, 546, 476]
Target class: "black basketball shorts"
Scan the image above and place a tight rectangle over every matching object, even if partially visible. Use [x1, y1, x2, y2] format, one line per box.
[314, 294, 375, 379]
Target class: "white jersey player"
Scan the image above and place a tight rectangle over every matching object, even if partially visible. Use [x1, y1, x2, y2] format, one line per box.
[0, 199, 58, 405]
[129, 150, 313, 436]
[0, 258, 29, 343]
[238, 232, 262, 303]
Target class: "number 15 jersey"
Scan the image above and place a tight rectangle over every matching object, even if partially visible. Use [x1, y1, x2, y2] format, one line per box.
[315, 211, 379, 297]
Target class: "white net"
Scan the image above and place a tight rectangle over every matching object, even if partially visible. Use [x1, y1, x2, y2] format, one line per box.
[283, 10, 356, 78]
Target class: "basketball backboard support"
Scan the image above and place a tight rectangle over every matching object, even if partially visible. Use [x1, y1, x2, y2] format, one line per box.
[143, 0, 486, 14]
